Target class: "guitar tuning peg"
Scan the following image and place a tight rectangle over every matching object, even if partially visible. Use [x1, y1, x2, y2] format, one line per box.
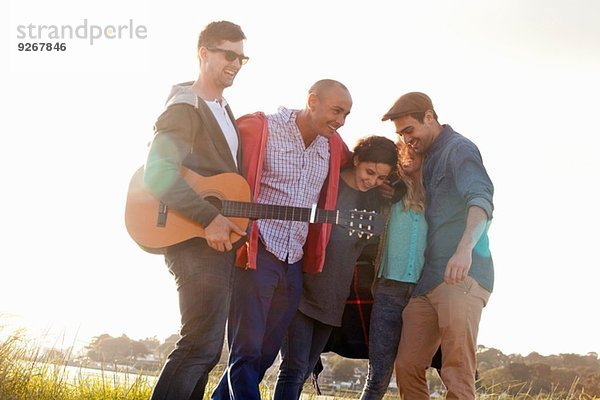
[348, 229, 354, 236]
[357, 232, 364, 238]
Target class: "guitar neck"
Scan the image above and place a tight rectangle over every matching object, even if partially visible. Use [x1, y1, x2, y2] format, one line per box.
[221, 200, 339, 224]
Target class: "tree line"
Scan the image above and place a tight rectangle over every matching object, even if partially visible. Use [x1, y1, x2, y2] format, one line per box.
[74, 334, 600, 396]
[477, 346, 600, 396]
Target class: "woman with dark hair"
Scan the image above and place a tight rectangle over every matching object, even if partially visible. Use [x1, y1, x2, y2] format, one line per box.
[273, 135, 398, 400]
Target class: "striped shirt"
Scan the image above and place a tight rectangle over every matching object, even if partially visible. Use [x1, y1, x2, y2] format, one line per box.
[257, 107, 330, 264]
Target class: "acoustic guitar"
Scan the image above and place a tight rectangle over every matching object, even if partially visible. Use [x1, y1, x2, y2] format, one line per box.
[125, 166, 384, 253]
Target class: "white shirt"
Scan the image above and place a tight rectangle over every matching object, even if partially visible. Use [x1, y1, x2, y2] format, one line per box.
[204, 98, 238, 167]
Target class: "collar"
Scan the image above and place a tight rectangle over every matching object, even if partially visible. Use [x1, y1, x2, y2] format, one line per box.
[275, 106, 329, 149]
[203, 97, 229, 108]
[277, 106, 296, 122]
[428, 124, 454, 155]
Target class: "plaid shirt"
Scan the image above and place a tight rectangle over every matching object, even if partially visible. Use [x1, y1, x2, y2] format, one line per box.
[257, 107, 330, 263]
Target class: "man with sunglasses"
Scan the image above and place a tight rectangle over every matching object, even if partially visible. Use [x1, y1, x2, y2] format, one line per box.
[143, 20, 249, 400]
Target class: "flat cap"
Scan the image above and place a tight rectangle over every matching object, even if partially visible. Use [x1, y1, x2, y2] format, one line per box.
[382, 92, 433, 121]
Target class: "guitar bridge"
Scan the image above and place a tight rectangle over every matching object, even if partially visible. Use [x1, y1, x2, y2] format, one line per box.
[157, 202, 168, 227]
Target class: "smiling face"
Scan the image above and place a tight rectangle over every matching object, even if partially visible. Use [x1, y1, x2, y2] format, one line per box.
[393, 111, 438, 154]
[398, 141, 423, 176]
[308, 85, 353, 139]
[200, 40, 246, 92]
[352, 159, 393, 192]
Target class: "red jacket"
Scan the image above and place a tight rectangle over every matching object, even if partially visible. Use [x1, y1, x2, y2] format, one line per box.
[235, 112, 351, 273]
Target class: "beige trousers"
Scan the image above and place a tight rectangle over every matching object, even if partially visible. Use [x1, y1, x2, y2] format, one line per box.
[395, 276, 490, 400]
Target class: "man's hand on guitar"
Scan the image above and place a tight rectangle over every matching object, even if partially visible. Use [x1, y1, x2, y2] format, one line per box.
[126, 169, 386, 252]
[204, 214, 247, 252]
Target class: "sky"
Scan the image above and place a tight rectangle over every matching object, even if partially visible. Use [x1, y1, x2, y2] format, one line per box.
[2, 0, 599, 357]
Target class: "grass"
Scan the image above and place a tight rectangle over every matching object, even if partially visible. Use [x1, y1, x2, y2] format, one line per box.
[1, 327, 598, 399]
[474, 378, 599, 400]
[0, 327, 152, 400]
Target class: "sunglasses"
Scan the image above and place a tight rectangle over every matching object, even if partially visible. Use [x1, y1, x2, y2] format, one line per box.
[206, 47, 249, 65]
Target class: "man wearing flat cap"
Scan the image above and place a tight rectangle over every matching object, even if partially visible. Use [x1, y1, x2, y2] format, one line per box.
[383, 92, 494, 400]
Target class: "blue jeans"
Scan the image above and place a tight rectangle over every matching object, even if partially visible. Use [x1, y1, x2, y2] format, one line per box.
[359, 279, 414, 400]
[150, 242, 235, 400]
[212, 241, 303, 400]
[273, 311, 333, 400]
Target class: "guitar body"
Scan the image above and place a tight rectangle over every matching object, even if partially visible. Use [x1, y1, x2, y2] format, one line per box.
[125, 166, 251, 252]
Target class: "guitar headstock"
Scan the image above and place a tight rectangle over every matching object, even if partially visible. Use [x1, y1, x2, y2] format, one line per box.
[337, 209, 385, 239]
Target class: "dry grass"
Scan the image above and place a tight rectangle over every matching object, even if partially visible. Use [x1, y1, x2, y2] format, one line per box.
[1, 326, 597, 399]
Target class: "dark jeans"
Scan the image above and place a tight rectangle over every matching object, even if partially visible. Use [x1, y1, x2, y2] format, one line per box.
[150, 242, 235, 400]
[211, 241, 303, 400]
[359, 279, 414, 400]
[273, 311, 333, 400]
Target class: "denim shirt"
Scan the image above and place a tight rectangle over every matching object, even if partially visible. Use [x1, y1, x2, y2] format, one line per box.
[414, 125, 494, 296]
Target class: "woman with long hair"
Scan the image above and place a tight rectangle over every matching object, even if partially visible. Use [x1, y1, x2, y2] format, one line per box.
[359, 140, 427, 399]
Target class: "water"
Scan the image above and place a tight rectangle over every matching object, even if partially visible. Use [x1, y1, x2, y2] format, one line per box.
[45, 363, 158, 385]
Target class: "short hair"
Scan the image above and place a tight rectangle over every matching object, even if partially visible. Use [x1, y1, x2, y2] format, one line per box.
[308, 79, 349, 96]
[353, 135, 398, 170]
[197, 20, 246, 51]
